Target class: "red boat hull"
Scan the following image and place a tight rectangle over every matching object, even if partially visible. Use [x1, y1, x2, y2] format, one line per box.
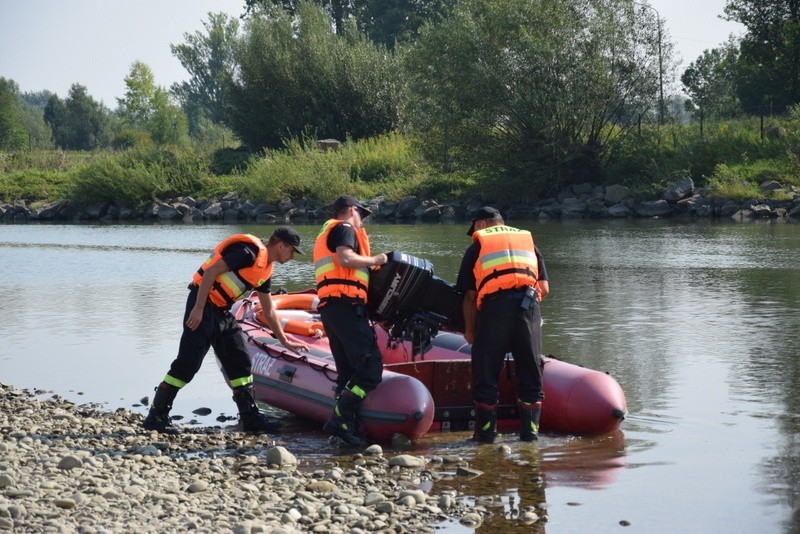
[232, 292, 626, 441]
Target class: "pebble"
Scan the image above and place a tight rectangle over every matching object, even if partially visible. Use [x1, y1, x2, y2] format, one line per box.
[0, 381, 484, 532]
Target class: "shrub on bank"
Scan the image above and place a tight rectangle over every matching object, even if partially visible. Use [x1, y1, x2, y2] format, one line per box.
[237, 133, 438, 204]
[68, 147, 213, 207]
[0, 168, 70, 203]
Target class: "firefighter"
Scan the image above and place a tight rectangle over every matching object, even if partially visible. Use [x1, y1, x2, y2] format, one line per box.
[313, 195, 389, 446]
[142, 228, 308, 434]
[456, 207, 550, 443]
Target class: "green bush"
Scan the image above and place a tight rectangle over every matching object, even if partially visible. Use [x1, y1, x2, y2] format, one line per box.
[112, 128, 154, 151]
[69, 155, 164, 207]
[211, 147, 253, 175]
[0, 168, 70, 202]
[236, 133, 441, 204]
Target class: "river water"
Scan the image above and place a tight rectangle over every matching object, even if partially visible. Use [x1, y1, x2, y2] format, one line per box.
[1, 219, 799, 533]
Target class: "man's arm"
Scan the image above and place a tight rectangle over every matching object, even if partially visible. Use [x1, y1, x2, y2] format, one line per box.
[256, 291, 309, 352]
[462, 289, 479, 344]
[186, 260, 230, 331]
[335, 246, 387, 268]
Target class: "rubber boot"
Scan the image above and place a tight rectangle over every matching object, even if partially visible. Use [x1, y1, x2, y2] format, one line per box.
[518, 400, 542, 442]
[472, 402, 498, 443]
[142, 382, 180, 434]
[232, 384, 281, 433]
[323, 390, 366, 447]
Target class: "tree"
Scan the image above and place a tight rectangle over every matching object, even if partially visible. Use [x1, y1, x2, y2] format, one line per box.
[245, 0, 352, 34]
[724, 0, 800, 112]
[117, 61, 188, 145]
[227, 1, 404, 149]
[171, 12, 239, 133]
[682, 40, 742, 135]
[352, 0, 456, 49]
[44, 84, 112, 150]
[404, 0, 674, 198]
[246, 0, 455, 49]
[0, 78, 27, 151]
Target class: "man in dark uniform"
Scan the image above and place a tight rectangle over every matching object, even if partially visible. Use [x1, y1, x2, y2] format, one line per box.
[456, 207, 550, 443]
[142, 227, 308, 434]
[313, 195, 389, 446]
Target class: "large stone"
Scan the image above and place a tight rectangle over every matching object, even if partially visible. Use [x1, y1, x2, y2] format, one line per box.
[604, 184, 631, 204]
[608, 202, 631, 218]
[662, 177, 695, 202]
[266, 446, 297, 466]
[634, 200, 672, 217]
[156, 204, 181, 221]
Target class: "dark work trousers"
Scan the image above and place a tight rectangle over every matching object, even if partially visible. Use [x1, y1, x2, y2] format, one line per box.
[166, 285, 252, 386]
[471, 291, 544, 405]
[319, 299, 383, 396]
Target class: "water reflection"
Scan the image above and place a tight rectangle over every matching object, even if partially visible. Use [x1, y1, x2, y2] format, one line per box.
[2, 220, 800, 532]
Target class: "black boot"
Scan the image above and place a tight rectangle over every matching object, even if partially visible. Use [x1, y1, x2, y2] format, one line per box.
[323, 390, 366, 447]
[232, 384, 281, 433]
[472, 402, 497, 443]
[142, 382, 180, 434]
[518, 400, 542, 442]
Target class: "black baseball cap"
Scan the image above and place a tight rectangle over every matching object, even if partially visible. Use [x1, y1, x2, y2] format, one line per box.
[271, 226, 304, 254]
[333, 194, 372, 218]
[467, 206, 501, 236]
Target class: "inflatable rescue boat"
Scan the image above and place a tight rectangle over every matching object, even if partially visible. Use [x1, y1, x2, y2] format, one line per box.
[230, 253, 627, 442]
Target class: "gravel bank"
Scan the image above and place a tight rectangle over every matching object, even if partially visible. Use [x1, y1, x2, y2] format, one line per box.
[0, 382, 547, 532]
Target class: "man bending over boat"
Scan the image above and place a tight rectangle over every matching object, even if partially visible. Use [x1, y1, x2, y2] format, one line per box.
[314, 195, 389, 446]
[456, 207, 550, 443]
[142, 228, 309, 434]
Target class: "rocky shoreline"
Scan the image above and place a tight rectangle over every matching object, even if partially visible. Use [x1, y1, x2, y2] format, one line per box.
[2, 177, 799, 224]
[0, 382, 544, 533]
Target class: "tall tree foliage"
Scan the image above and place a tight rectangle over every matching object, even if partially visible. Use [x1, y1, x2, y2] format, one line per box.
[352, 0, 456, 49]
[227, 1, 404, 150]
[0, 78, 27, 151]
[244, 0, 352, 33]
[43, 84, 111, 150]
[405, 0, 672, 198]
[724, 0, 800, 112]
[245, 0, 455, 49]
[171, 12, 239, 132]
[682, 40, 742, 134]
[117, 62, 188, 145]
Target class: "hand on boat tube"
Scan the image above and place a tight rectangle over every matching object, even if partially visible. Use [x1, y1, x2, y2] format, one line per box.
[281, 338, 309, 353]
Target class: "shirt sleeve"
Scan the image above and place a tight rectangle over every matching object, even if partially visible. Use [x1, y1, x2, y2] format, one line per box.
[327, 222, 358, 253]
[455, 242, 480, 293]
[535, 246, 548, 282]
[221, 243, 256, 271]
[222, 243, 272, 292]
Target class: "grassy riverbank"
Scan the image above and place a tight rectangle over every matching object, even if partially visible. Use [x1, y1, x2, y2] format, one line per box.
[1, 116, 799, 211]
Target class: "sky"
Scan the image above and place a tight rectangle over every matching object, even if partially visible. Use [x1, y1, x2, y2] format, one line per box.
[0, 0, 745, 107]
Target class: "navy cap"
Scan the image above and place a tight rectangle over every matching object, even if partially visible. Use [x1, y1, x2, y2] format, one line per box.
[467, 206, 501, 236]
[271, 226, 304, 254]
[333, 195, 372, 218]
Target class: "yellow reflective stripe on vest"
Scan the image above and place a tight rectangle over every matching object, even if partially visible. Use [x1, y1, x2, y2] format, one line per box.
[314, 256, 335, 278]
[479, 249, 537, 271]
[354, 267, 369, 284]
[216, 271, 248, 301]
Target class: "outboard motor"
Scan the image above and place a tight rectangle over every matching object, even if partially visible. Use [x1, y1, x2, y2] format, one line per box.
[367, 252, 464, 358]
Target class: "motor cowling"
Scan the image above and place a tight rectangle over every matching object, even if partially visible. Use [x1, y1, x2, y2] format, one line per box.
[367, 252, 464, 356]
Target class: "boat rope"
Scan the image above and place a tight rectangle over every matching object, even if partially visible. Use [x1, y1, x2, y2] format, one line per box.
[240, 319, 338, 383]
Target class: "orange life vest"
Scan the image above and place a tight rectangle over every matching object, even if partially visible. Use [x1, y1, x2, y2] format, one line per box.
[472, 225, 539, 309]
[192, 234, 273, 310]
[313, 219, 371, 303]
